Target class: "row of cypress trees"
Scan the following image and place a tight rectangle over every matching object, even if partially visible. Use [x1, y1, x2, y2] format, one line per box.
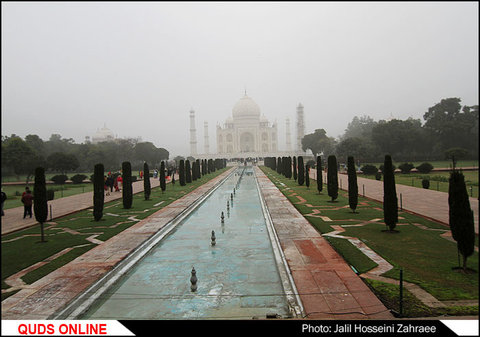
[265, 153, 475, 271]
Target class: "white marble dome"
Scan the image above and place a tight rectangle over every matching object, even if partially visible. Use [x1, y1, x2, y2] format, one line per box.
[232, 94, 261, 119]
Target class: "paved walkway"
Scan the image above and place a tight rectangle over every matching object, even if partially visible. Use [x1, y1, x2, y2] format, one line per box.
[1, 178, 163, 236]
[310, 171, 479, 234]
[255, 167, 392, 319]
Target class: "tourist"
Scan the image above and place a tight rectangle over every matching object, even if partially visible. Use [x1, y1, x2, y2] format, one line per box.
[114, 175, 119, 192]
[117, 174, 123, 191]
[107, 174, 114, 193]
[22, 186, 30, 197]
[104, 176, 110, 196]
[21, 189, 34, 219]
[1, 189, 6, 216]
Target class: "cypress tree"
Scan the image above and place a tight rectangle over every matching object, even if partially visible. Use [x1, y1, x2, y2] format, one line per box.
[316, 156, 323, 193]
[34, 167, 48, 242]
[179, 159, 186, 186]
[285, 157, 292, 178]
[160, 161, 166, 193]
[449, 170, 475, 272]
[347, 156, 358, 213]
[186, 160, 192, 183]
[297, 156, 305, 186]
[277, 157, 282, 174]
[305, 164, 310, 188]
[93, 163, 104, 221]
[122, 161, 133, 209]
[327, 155, 338, 202]
[143, 162, 151, 200]
[272, 157, 277, 171]
[196, 159, 201, 179]
[383, 155, 398, 231]
[192, 161, 197, 181]
[293, 156, 297, 181]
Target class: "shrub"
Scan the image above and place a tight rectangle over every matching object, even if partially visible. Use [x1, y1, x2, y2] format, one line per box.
[375, 172, 382, 180]
[34, 167, 48, 242]
[316, 156, 323, 193]
[144, 162, 151, 200]
[122, 161, 133, 209]
[398, 163, 415, 174]
[131, 176, 137, 182]
[70, 174, 87, 184]
[46, 189, 55, 201]
[93, 163, 104, 221]
[297, 156, 305, 186]
[379, 164, 396, 174]
[50, 174, 68, 184]
[327, 155, 339, 202]
[361, 164, 378, 175]
[422, 179, 430, 189]
[416, 162, 434, 174]
[383, 155, 398, 231]
[347, 156, 358, 212]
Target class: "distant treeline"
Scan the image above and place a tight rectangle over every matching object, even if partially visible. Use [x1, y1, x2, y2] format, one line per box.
[302, 97, 478, 163]
[1, 133, 169, 179]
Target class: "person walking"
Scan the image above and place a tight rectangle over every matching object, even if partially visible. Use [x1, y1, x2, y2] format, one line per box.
[21, 189, 34, 219]
[1, 190, 6, 216]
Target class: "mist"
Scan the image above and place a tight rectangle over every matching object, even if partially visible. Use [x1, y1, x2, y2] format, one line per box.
[2, 2, 478, 157]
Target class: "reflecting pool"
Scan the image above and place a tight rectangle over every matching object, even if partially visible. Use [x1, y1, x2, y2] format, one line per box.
[81, 166, 295, 319]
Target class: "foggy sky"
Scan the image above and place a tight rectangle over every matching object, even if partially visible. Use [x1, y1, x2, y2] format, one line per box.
[2, 2, 478, 157]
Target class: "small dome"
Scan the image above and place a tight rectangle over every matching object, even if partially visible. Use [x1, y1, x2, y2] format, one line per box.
[232, 94, 261, 119]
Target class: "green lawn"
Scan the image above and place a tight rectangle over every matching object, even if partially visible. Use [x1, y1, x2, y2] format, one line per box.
[1, 168, 227, 301]
[359, 160, 479, 169]
[359, 170, 478, 198]
[261, 166, 478, 317]
[2, 183, 94, 210]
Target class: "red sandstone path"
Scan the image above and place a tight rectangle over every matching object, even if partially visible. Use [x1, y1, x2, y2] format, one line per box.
[309, 170, 479, 235]
[255, 167, 392, 319]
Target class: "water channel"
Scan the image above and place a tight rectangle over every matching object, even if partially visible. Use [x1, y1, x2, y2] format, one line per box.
[74, 166, 300, 319]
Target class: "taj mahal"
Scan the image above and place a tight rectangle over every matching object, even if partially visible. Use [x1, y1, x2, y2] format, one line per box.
[190, 92, 306, 159]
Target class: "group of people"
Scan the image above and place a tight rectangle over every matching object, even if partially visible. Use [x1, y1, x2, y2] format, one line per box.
[104, 172, 122, 196]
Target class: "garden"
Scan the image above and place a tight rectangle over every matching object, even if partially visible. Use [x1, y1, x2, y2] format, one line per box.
[261, 166, 478, 317]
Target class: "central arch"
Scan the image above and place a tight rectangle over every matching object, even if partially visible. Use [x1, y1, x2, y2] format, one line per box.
[240, 132, 255, 152]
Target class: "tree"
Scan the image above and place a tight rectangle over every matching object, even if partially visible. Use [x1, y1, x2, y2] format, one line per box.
[179, 160, 186, 186]
[302, 129, 336, 157]
[93, 163, 104, 221]
[293, 156, 297, 181]
[34, 167, 48, 242]
[305, 164, 310, 188]
[297, 156, 305, 186]
[47, 152, 80, 174]
[449, 170, 475, 272]
[122, 161, 133, 209]
[342, 115, 377, 140]
[371, 118, 431, 162]
[383, 155, 398, 231]
[277, 157, 282, 175]
[347, 156, 358, 213]
[2, 136, 37, 180]
[185, 160, 192, 183]
[316, 156, 323, 193]
[327, 155, 338, 202]
[285, 157, 292, 178]
[423, 98, 478, 158]
[160, 161, 166, 193]
[143, 162, 151, 200]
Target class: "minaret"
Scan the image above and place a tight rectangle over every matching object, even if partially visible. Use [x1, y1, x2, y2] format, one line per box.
[190, 109, 197, 156]
[204, 121, 209, 154]
[285, 117, 292, 152]
[296, 103, 305, 153]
